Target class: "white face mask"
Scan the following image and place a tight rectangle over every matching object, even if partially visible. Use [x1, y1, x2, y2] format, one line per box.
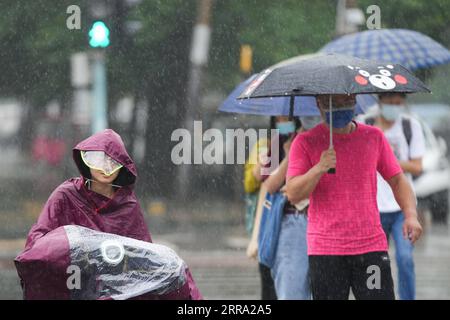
[381, 104, 404, 121]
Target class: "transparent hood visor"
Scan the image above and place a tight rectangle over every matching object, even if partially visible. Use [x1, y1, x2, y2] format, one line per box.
[81, 151, 123, 176]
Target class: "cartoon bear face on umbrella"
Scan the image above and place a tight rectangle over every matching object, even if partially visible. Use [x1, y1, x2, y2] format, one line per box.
[347, 64, 408, 90]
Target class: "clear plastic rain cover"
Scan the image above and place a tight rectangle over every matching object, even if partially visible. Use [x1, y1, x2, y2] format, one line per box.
[65, 225, 187, 300]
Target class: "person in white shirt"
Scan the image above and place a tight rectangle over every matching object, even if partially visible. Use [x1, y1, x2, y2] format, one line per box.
[366, 92, 425, 300]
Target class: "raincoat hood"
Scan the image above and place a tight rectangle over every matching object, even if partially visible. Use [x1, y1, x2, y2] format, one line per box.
[73, 129, 137, 187]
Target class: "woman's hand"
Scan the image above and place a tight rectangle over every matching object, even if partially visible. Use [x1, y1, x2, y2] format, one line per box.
[246, 238, 258, 260]
[280, 185, 287, 197]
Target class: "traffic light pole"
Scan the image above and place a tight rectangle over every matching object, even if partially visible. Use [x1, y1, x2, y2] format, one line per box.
[91, 50, 108, 134]
[178, 0, 213, 199]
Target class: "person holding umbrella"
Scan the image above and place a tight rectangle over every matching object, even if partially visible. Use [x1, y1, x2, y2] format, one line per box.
[285, 93, 422, 299]
[221, 72, 333, 299]
[238, 54, 429, 300]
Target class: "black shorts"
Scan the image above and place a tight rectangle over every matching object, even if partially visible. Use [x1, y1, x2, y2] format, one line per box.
[309, 251, 395, 300]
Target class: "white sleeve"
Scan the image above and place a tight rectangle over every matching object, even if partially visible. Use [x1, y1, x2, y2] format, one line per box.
[409, 118, 426, 159]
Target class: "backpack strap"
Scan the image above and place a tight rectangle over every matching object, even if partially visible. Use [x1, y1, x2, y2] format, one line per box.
[366, 116, 413, 158]
[402, 118, 412, 147]
[401, 117, 412, 159]
[365, 117, 376, 126]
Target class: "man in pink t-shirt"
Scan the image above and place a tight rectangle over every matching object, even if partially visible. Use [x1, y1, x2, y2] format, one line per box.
[286, 94, 422, 300]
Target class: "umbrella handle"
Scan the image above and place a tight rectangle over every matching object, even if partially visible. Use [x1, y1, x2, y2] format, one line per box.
[328, 95, 335, 174]
[329, 95, 333, 148]
[288, 95, 295, 121]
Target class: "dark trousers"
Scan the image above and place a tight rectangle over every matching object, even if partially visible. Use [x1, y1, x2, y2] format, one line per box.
[259, 263, 277, 300]
[309, 251, 395, 300]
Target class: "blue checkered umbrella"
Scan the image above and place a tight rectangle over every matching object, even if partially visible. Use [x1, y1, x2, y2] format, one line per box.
[320, 29, 450, 70]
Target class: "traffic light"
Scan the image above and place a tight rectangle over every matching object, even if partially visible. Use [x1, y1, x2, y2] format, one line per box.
[88, 21, 110, 48]
[240, 45, 253, 74]
[87, 0, 142, 49]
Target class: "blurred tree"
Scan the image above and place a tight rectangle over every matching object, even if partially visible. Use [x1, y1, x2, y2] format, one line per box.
[207, 0, 336, 92]
[1, 0, 449, 198]
[357, 0, 450, 102]
[0, 0, 86, 105]
[0, 0, 86, 153]
[358, 0, 450, 47]
[120, 0, 196, 198]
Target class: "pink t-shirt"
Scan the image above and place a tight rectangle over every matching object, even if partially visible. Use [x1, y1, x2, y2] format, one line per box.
[287, 122, 402, 255]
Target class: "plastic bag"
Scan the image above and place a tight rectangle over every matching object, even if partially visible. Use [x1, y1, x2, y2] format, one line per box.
[15, 226, 190, 300]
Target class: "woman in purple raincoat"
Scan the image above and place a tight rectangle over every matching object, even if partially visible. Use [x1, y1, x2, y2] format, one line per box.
[18, 129, 202, 300]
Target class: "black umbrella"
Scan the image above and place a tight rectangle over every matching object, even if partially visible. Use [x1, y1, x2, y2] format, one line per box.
[239, 53, 430, 98]
[238, 53, 431, 173]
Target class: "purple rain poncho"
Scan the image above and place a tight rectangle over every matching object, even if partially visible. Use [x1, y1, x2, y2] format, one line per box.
[15, 129, 202, 300]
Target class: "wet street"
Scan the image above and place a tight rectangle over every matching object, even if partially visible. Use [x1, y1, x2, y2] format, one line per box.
[1, 218, 449, 300]
[173, 221, 450, 300]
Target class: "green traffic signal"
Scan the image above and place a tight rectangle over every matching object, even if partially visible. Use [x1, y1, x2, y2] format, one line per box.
[89, 21, 110, 48]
